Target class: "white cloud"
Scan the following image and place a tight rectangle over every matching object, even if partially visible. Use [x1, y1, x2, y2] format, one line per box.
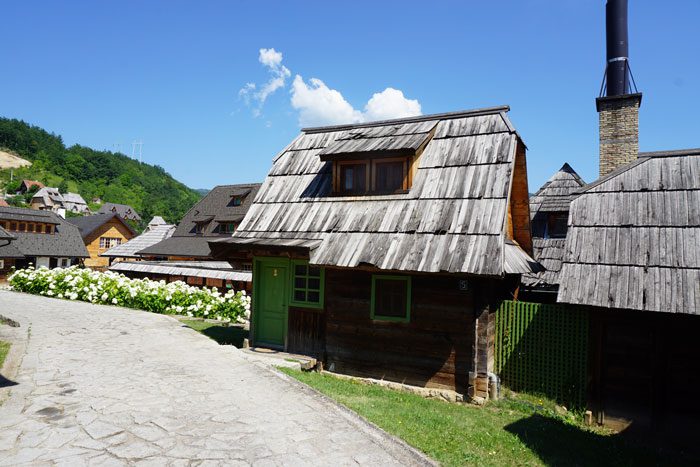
[239, 48, 290, 116]
[363, 88, 422, 121]
[290, 75, 363, 127]
[290, 76, 422, 127]
[240, 47, 422, 126]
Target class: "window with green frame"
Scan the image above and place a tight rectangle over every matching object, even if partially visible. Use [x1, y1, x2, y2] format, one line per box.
[290, 260, 324, 308]
[371, 275, 411, 322]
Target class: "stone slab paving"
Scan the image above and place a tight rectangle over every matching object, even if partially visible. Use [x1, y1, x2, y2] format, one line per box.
[0, 291, 433, 466]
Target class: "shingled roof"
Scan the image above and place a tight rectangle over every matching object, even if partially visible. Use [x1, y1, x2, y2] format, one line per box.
[66, 213, 137, 240]
[523, 163, 586, 288]
[210, 107, 540, 276]
[0, 226, 24, 259]
[97, 203, 141, 221]
[529, 163, 586, 215]
[558, 149, 700, 314]
[101, 223, 175, 259]
[0, 206, 88, 258]
[138, 184, 261, 258]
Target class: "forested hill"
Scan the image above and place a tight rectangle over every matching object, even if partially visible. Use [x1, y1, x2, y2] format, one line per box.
[0, 118, 202, 226]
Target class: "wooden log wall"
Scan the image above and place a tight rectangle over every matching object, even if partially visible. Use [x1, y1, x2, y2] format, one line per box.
[323, 268, 487, 393]
[589, 308, 700, 437]
[287, 306, 325, 358]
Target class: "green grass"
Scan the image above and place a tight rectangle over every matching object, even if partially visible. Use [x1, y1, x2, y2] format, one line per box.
[180, 320, 248, 347]
[280, 369, 698, 467]
[0, 341, 9, 369]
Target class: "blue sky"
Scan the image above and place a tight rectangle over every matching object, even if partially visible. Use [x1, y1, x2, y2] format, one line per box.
[2, 1, 699, 191]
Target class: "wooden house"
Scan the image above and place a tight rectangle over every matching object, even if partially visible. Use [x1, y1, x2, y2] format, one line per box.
[555, 0, 700, 433]
[120, 185, 260, 290]
[138, 184, 261, 261]
[521, 163, 586, 301]
[17, 179, 44, 194]
[30, 187, 65, 213]
[97, 203, 141, 222]
[209, 107, 541, 400]
[66, 213, 136, 269]
[100, 216, 176, 265]
[0, 206, 88, 277]
[62, 192, 90, 214]
[558, 149, 700, 432]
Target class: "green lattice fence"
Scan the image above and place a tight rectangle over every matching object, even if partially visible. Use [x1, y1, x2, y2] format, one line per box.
[495, 301, 589, 409]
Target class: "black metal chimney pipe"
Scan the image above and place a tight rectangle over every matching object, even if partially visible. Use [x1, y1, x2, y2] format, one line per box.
[606, 0, 629, 96]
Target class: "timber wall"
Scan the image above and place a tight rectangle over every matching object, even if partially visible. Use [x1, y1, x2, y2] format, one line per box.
[321, 268, 479, 393]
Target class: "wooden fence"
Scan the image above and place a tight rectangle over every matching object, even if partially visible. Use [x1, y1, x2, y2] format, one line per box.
[495, 300, 588, 409]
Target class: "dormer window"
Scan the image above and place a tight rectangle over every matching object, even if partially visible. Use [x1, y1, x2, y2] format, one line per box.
[220, 222, 237, 234]
[228, 188, 251, 207]
[317, 121, 436, 196]
[334, 158, 409, 195]
[546, 212, 569, 238]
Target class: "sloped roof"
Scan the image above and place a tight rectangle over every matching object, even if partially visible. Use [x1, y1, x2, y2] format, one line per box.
[147, 216, 167, 228]
[101, 224, 175, 258]
[109, 260, 251, 282]
[523, 163, 586, 288]
[97, 203, 142, 221]
[32, 187, 64, 205]
[558, 150, 700, 314]
[63, 192, 87, 204]
[529, 163, 586, 215]
[0, 206, 88, 258]
[21, 180, 44, 190]
[138, 184, 261, 258]
[66, 213, 137, 240]
[522, 238, 567, 288]
[0, 227, 24, 258]
[0, 225, 15, 241]
[211, 107, 539, 276]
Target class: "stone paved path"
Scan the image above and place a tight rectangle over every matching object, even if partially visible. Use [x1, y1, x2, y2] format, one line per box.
[0, 291, 431, 466]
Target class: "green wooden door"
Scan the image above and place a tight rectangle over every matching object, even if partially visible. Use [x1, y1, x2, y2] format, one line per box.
[254, 259, 288, 347]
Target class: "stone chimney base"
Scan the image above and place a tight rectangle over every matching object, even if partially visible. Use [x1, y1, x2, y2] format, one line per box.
[596, 93, 642, 177]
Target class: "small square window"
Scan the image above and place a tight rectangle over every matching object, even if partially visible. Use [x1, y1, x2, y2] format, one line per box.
[371, 275, 411, 322]
[290, 260, 324, 309]
[546, 213, 569, 238]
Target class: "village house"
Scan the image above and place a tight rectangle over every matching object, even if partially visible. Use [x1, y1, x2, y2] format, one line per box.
[62, 192, 90, 214]
[554, 0, 700, 433]
[66, 213, 136, 269]
[209, 107, 541, 400]
[520, 163, 586, 302]
[30, 187, 65, 213]
[16, 179, 44, 194]
[129, 184, 260, 291]
[100, 216, 176, 265]
[97, 202, 141, 222]
[0, 206, 88, 277]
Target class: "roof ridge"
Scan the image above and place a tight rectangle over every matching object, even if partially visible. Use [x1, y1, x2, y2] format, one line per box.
[639, 148, 700, 158]
[302, 106, 511, 133]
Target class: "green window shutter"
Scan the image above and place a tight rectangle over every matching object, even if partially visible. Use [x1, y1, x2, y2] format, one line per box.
[371, 275, 411, 323]
[289, 259, 324, 309]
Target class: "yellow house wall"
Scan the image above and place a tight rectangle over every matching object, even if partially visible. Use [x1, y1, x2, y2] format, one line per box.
[84, 220, 135, 269]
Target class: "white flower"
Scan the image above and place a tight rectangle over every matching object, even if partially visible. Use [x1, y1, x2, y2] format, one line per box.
[112, 298, 118, 304]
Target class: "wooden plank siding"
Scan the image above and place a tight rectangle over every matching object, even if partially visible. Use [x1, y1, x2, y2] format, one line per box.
[84, 219, 135, 269]
[588, 307, 700, 436]
[323, 268, 489, 393]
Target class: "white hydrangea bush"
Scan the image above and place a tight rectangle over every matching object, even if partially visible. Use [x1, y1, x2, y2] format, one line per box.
[9, 266, 251, 323]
